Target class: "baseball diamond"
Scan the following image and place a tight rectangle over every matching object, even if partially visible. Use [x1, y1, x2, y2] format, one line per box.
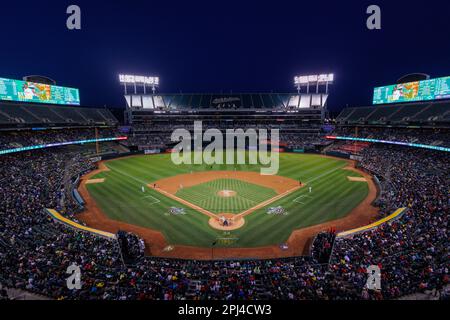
[174, 179, 278, 214]
[77, 152, 376, 258]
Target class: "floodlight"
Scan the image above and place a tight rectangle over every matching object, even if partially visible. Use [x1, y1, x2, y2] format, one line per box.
[118, 74, 160, 94]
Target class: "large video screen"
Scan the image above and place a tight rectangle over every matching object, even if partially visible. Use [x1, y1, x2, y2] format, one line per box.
[373, 76, 450, 105]
[0, 77, 80, 105]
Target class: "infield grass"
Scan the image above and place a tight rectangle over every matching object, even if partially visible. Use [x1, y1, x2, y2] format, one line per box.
[175, 179, 277, 214]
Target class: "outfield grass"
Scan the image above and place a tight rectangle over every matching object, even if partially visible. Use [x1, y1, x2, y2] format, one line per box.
[85, 153, 369, 247]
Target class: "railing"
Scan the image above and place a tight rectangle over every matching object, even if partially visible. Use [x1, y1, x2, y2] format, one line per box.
[0, 136, 128, 155]
[336, 207, 407, 238]
[46, 208, 116, 239]
[326, 136, 450, 152]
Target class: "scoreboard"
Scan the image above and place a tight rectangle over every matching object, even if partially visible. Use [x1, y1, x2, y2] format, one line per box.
[373, 76, 450, 105]
[0, 77, 80, 105]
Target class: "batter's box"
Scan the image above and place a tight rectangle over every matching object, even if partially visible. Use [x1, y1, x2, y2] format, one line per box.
[293, 194, 313, 204]
[216, 237, 239, 246]
[141, 195, 161, 205]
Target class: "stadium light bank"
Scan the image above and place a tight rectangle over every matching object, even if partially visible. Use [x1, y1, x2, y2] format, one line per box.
[170, 121, 280, 175]
[294, 73, 334, 94]
[119, 74, 159, 95]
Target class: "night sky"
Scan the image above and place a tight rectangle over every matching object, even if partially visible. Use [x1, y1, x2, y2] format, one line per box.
[0, 0, 449, 113]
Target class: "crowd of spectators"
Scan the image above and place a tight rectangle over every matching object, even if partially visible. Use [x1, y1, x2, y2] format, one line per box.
[0, 128, 448, 300]
[124, 133, 168, 149]
[334, 127, 450, 147]
[0, 147, 123, 299]
[125, 124, 450, 152]
[329, 145, 448, 299]
[0, 128, 119, 150]
[117, 231, 145, 264]
[311, 231, 336, 264]
[126, 124, 326, 150]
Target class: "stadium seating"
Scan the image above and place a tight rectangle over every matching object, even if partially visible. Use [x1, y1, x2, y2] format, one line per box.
[0, 110, 13, 123]
[0, 102, 118, 127]
[411, 101, 450, 122]
[365, 106, 399, 123]
[23, 105, 66, 123]
[77, 108, 112, 123]
[0, 128, 448, 300]
[344, 107, 374, 123]
[334, 107, 354, 122]
[337, 100, 450, 125]
[388, 103, 429, 122]
[0, 104, 41, 123]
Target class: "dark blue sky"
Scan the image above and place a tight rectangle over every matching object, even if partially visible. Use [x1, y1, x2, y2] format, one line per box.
[0, 0, 449, 112]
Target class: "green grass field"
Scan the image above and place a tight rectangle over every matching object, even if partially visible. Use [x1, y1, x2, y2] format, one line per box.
[85, 152, 369, 247]
[176, 179, 277, 214]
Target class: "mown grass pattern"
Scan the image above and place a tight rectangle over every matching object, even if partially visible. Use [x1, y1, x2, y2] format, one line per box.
[175, 178, 277, 214]
[86, 153, 369, 247]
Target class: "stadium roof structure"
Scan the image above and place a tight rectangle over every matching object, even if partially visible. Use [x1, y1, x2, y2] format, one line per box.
[124, 93, 329, 110]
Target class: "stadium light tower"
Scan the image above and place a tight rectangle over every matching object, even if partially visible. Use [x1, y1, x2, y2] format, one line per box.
[118, 74, 160, 94]
[294, 73, 334, 94]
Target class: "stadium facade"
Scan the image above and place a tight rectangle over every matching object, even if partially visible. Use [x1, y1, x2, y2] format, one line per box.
[123, 92, 329, 152]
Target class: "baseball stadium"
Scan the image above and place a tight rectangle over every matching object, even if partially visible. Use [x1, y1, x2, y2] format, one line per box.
[0, 1, 449, 305]
[0, 73, 448, 302]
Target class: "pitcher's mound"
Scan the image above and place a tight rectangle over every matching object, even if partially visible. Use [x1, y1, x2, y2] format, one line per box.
[217, 190, 236, 197]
